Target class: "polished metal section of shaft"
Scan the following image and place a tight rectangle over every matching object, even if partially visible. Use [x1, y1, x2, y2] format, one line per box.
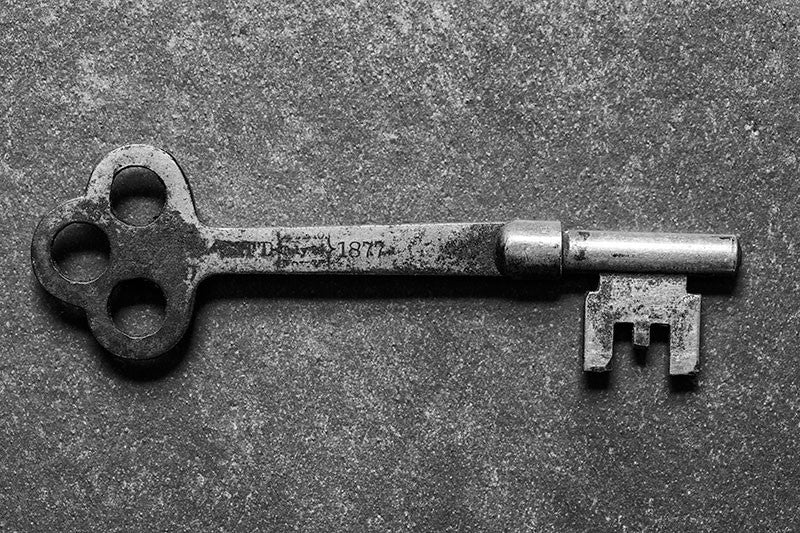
[563, 229, 740, 275]
[498, 221, 740, 277]
[496, 220, 563, 278]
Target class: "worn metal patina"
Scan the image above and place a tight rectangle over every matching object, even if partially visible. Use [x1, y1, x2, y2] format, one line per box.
[32, 145, 739, 371]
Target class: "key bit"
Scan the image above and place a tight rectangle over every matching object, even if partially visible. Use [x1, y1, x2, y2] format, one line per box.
[31, 145, 740, 376]
[584, 274, 701, 375]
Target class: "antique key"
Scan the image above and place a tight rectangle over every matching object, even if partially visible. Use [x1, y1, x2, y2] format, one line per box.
[32, 145, 740, 375]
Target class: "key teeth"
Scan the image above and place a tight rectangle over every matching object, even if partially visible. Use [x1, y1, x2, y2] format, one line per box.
[633, 321, 651, 348]
[583, 288, 613, 372]
[668, 292, 702, 376]
[584, 361, 612, 373]
[583, 343, 612, 372]
[669, 358, 699, 376]
[583, 274, 702, 378]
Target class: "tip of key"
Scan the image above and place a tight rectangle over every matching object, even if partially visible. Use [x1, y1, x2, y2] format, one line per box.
[583, 273, 702, 376]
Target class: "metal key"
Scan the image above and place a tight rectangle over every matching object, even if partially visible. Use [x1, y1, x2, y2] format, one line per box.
[32, 145, 740, 375]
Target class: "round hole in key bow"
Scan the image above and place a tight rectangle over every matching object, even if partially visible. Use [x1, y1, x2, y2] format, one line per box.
[107, 278, 167, 337]
[51, 222, 110, 282]
[110, 166, 167, 226]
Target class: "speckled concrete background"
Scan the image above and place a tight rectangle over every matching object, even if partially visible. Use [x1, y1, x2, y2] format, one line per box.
[2, 1, 799, 531]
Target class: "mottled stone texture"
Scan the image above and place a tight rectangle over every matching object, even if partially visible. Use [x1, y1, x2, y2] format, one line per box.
[1, 1, 799, 531]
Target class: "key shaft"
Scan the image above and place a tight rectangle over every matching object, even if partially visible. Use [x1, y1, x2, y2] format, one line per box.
[199, 223, 504, 277]
[197, 222, 739, 279]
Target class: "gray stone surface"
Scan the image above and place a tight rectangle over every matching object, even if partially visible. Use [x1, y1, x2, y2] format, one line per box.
[1, 1, 799, 531]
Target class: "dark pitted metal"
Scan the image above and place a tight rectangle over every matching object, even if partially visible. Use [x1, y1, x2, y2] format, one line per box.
[31, 145, 206, 359]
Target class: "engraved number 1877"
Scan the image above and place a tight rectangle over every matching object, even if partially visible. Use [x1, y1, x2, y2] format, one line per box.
[334, 240, 385, 258]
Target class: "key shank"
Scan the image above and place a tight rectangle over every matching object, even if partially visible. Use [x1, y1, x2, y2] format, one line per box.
[198, 223, 504, 278]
